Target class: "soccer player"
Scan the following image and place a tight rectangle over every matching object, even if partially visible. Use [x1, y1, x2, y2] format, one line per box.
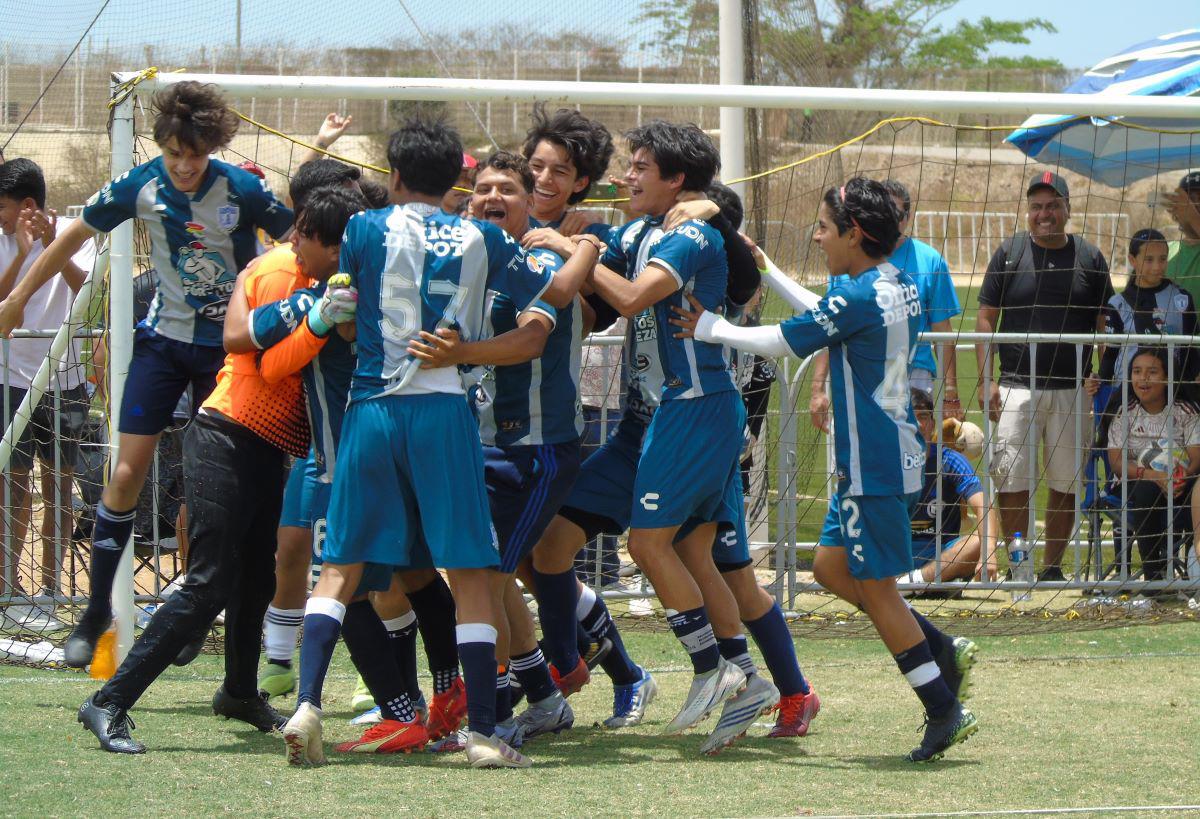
[521, 104, 614, 243]
[0, 81, 294, 668]
[75, 177, 360, 754]
[557, 121, 756, 747]
[672, 176, 980, 763]
[281, 119, 593, 769]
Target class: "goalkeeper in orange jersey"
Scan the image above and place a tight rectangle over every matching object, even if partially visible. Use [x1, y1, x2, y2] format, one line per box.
[75, 165, 366, 754]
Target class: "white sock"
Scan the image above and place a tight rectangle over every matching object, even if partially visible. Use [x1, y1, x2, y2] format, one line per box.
[264, 605, 305, 663]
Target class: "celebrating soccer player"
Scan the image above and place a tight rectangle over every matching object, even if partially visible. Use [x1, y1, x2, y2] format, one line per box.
[672, 176, 980, 763]
[0, 82, 294, 669]
[282, 119, 593, 769]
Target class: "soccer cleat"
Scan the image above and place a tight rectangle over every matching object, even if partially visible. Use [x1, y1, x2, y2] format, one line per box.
[335, 719, 428, 754]
[937, 636, 978, 702]
[907, 702, 979, 763]
[465, 730, 533, 769]
[603, 667, 658, 729]
[550, 657, 590, 697]
[495, 718, 525, 749]
[426, 677, 468, 740]
[63, 613, 111, 669]
[350, 705, 382, 726]
[428, 727, 468, 754]
[700, 673, 780, 755]
[768, 688, 821, 738]
[663, 657, 746, 735]
[212, 686, 287, 732]
[258, 661, 296, 700]
[283, 702, 326, 766]
[582, 636, 614, 671]
[78, 693, 146, 754]
[350, 674, 374, 713]
[173, 629, 208, 667]
[515, 692, 574, 741]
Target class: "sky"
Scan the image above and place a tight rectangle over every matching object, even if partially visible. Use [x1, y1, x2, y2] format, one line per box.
[1, 0, 1196, 74]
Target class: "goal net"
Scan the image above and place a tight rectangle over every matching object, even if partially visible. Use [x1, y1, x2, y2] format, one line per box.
[2, 68, 1199, 665]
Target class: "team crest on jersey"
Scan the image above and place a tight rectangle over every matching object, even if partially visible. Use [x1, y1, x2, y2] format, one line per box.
[216, 204, 240, 231]
[526, 254, 545, 274]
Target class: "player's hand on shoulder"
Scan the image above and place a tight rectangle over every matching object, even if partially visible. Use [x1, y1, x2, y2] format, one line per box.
[408, 327, 464, 369]
[522, 227, 575, 258]
[741, 233, 766, 269]
[665, 197, 718, 232]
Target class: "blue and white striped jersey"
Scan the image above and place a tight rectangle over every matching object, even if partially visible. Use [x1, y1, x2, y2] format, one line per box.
[471, 247, 583, 447]
[250, 282, 355, 482]
[82, 156, 293, 346]
[342, 203, 553, 403]
[601, 216, 735, 421]
[780, 263, 925, 496]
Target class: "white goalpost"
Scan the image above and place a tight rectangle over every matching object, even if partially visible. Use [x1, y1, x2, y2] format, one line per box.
[83, 72, 1199, 658]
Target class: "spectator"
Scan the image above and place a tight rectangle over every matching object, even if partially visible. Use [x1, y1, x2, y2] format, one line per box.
[975, 171, 1113, 581]
[1105, 348, 1200, 583]
[901, 390, 998, 586]
[1097, 228, 1198, 403]
[1163, 170, 1200, 301]
[0, 158, 96, 628]
[808, 179, 962, 431]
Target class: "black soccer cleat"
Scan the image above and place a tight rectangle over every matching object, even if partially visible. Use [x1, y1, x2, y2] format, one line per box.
[63, 614, 112, 669]
[582, 636, 614, 672]
[78, 693, 146, 754]
[907, 701, 979, 763]
[173, 629, 208, 667]
[212, 686, 287, 732]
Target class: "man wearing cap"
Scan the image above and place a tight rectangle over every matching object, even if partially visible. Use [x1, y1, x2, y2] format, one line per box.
[974, 171, 1113, 581]
[1164, 171, 1200, 300]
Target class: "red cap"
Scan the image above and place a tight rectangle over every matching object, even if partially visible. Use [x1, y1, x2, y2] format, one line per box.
[462, 153, 478, 170]
[237, 160, 267, 180]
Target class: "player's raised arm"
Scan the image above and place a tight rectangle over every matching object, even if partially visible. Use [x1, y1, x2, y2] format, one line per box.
[535, 234, 600, 308]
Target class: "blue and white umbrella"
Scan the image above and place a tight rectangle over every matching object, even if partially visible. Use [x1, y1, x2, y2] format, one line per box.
[1006, 29, 1200, 187]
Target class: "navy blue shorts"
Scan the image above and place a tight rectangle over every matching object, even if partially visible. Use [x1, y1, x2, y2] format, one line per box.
[119, 326, 224, 435]
[560, 413, 648, 537]
[486, 441, 582, 573]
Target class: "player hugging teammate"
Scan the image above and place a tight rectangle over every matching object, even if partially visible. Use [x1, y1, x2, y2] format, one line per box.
[47, 92, 978, 765]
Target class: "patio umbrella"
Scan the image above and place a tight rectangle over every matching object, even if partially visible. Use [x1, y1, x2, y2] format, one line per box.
[1005, 28, 1200, 187]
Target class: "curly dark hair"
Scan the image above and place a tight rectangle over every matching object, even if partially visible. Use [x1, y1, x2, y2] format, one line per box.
[479, 150, 534, 193]
[522, 104, 614, 205]
[151, 81, 239, 153]
[625, 120, 719, 193]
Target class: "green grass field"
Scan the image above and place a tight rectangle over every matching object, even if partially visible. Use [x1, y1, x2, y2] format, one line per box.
[2, 624, 1196, 817]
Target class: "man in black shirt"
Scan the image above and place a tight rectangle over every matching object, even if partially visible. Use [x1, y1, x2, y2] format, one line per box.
[975, 172, 1113, 580]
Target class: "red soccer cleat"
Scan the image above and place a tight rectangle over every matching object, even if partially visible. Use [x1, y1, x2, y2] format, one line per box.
[426, 677, 468, 740]
[335, 719, 428, 754]
[550, 657, 591, 697]
[768, 689, 821, 738]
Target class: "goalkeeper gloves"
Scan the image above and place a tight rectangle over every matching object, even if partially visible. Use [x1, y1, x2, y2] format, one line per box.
[306, 273, 357, 337]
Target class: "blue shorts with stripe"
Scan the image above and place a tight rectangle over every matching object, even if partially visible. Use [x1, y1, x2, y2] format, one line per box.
[630, 392, 746, 531]
[560, 413, 648, 536]
[485, 441, 581, 573]
[324, 394, 500, 586]
[119, 326, 224, 435]
[279, 453, 329, 529]
[280, 450, 393, 594]
[818, 490, 920, 580]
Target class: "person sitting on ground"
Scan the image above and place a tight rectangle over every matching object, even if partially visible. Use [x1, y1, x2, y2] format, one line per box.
[901, 389, 999, 587]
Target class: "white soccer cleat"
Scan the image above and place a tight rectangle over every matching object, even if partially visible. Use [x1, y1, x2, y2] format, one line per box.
[603, 667, 658, 729]
[699, 673, 780, 755]
[465, 730, 533, 769]
[663, 657, 746, 735]
[515, 692, 574, 740]
[282, 702, 326, 767]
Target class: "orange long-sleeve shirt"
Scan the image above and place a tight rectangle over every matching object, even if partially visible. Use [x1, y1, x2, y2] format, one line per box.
[201, 244, 314, 457]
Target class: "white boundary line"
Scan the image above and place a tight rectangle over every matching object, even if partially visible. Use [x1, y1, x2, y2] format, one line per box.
[788, 806, 1200, 818]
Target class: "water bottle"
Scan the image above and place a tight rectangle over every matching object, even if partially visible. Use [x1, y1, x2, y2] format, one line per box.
[135, 604, 158, 628]
[1008, 532, 1033, 602]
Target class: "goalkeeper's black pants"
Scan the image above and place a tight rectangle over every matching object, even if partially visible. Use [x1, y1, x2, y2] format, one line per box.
[102, 412, 287, 709]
